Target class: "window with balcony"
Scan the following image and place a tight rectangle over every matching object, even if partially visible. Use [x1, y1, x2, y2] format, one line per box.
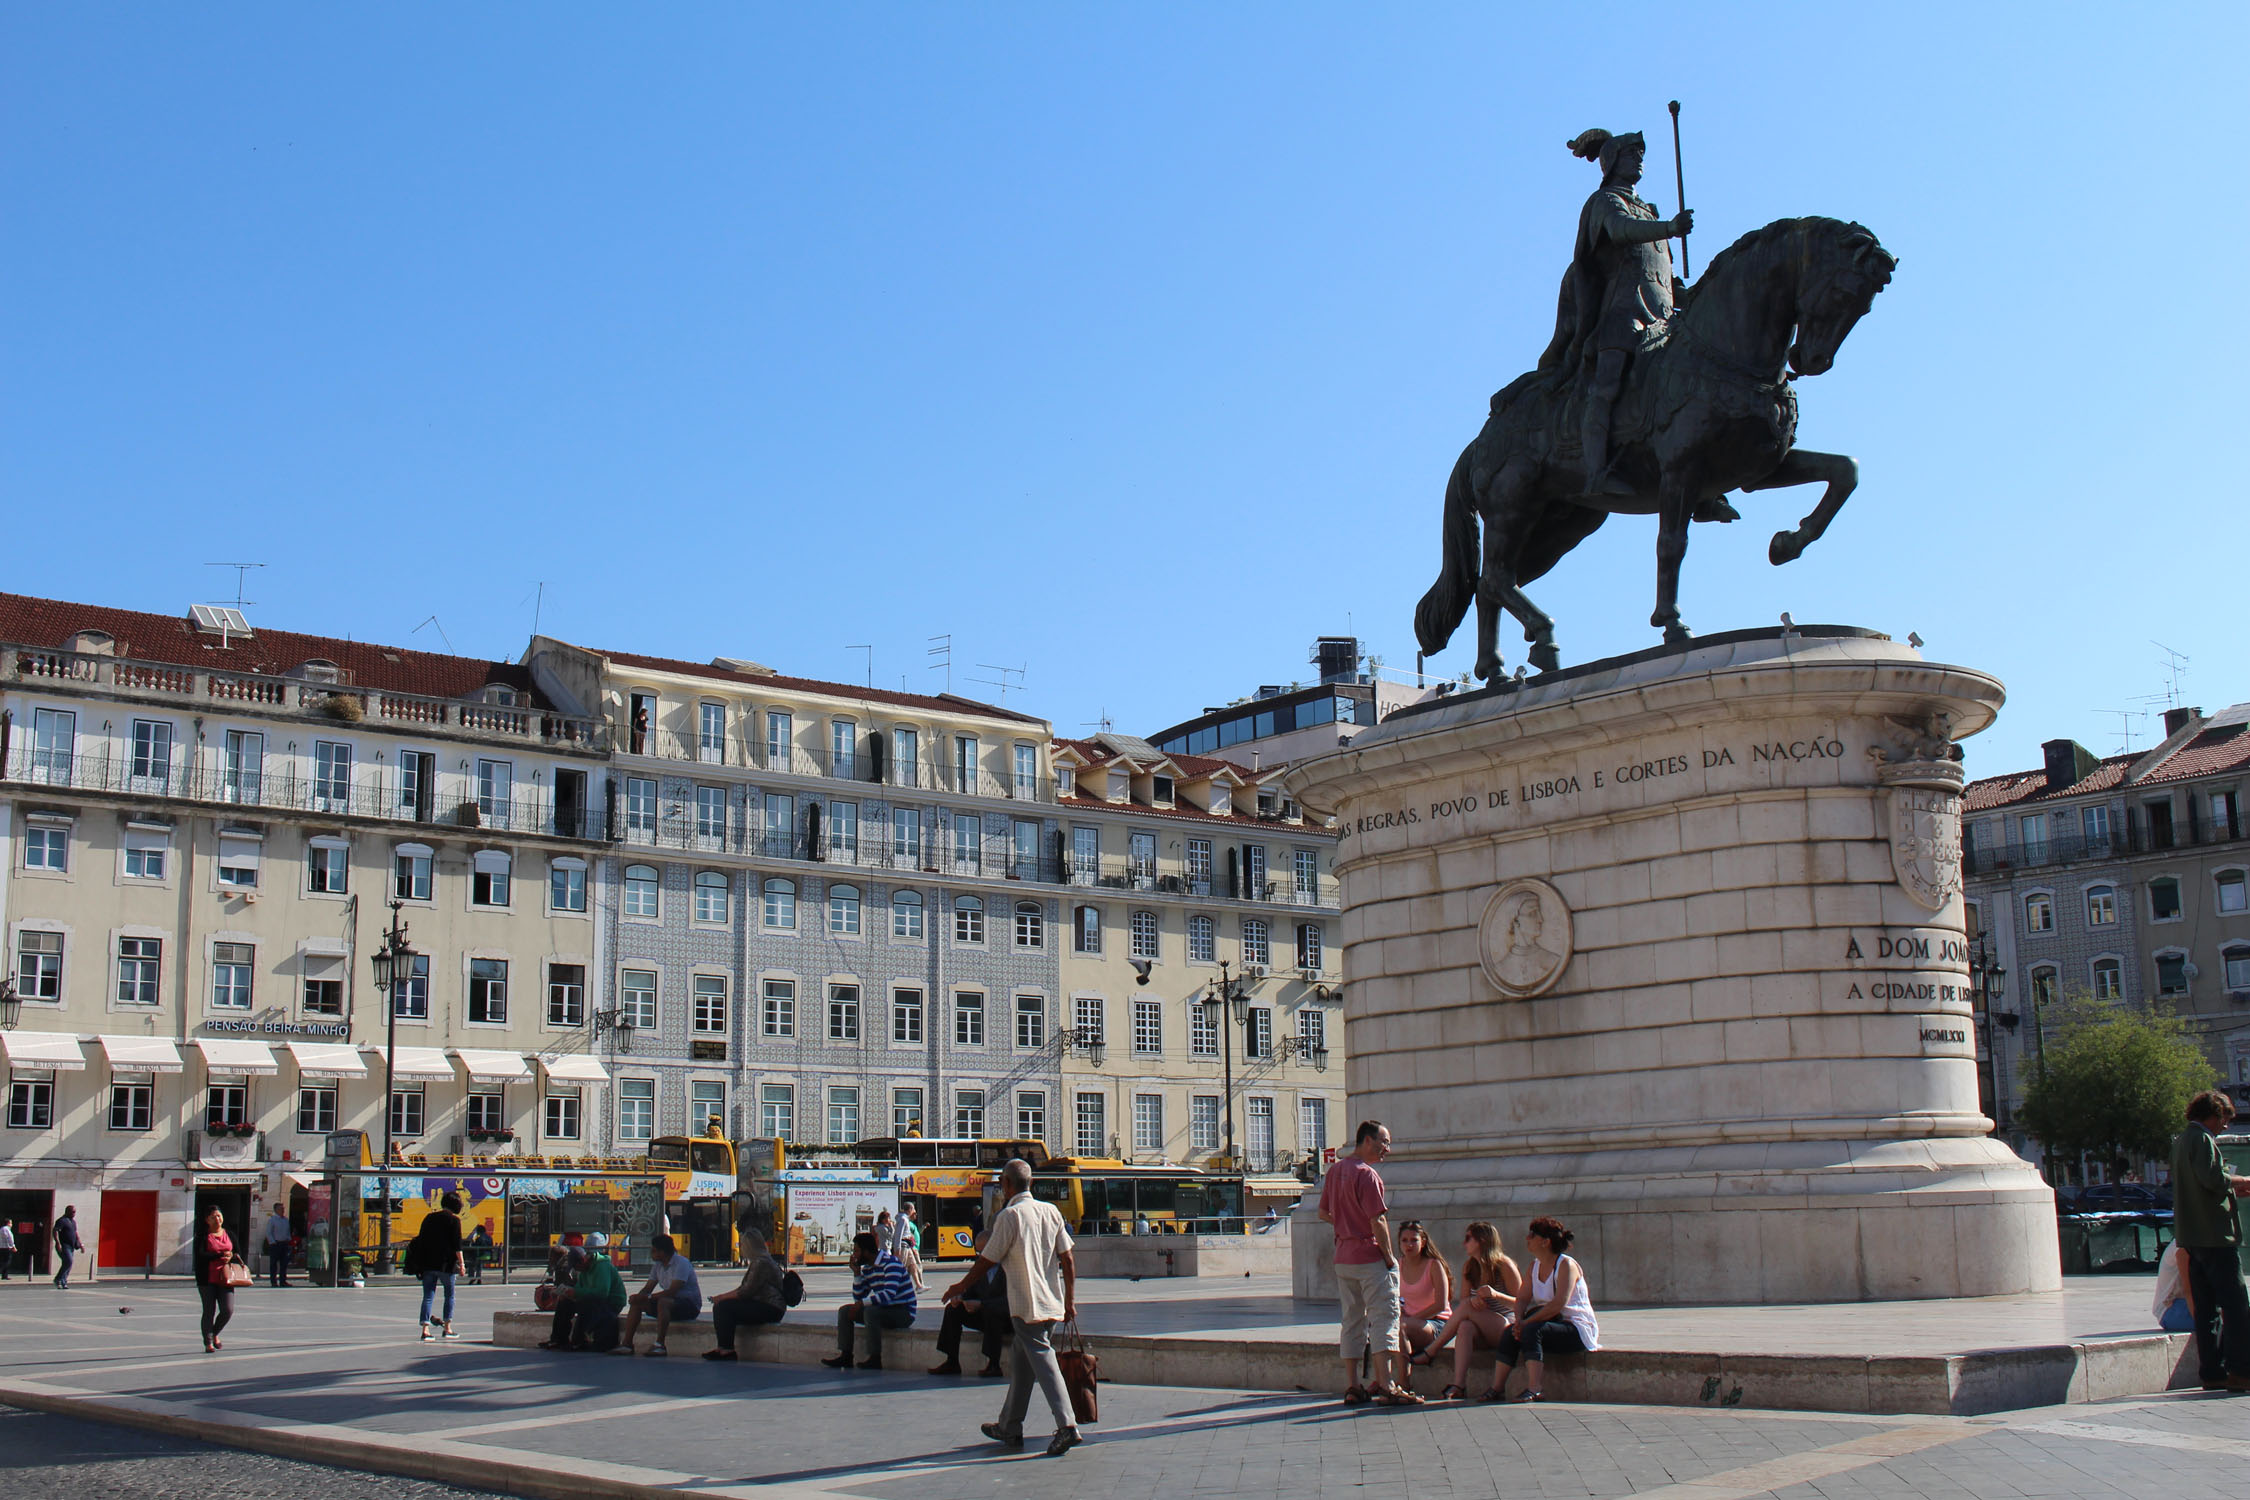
[1186, 838, 1212, 894]
[1243, 844, 1268, 899]
[951, 813, 981, 873]
[893, 806, 922, 863]
[131, 719, 173, 791]
[830, 883, 862, 935]
[694, 870, 729, 924]
[827, 800, 858, 858]
[893, 987, 923, 1044]
[623, 863, 660, 919]
[766, 711, 794, 770]
[1188, 914, 1216, 963]
[764, 878, 796, 929]
[1012, 818, 1039, 878]
[749, 976, 792, 1037]
[625, 777, 658, 839]
[892, 888, 924, 938]
[831, 720, 857, 779]
[1071, 826, 1099, 885]
[1015, 743, 1038, 796]
[222, 729, 261, 803]
[1300, 1096, 1330, 1156]
[2082, 804, 2110, 846]
[1131, 910, 1159, 960]
[888, 727, 918, 786]
[954, 895, 985, 944]
[477, 759, 513, 826]
[1073, 905, 1102, 955]
[699, 701, 727, 764]
[1015, 901, 1044, 949]
[2086, 885, 2115, 926]
[763, 793, 794, 856]
[2146, 798, 2177, 850]
[1129, 832, 1156, 889]
[2018, 812, 2048, 863]
[954, 736, 979, 792]
[314, 741, 353, 813]
[1293, 848, 1319, 902]
[696, 785, 728, 844]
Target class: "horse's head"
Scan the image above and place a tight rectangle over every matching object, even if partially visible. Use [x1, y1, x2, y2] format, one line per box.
[1787, 220, 1897, 377]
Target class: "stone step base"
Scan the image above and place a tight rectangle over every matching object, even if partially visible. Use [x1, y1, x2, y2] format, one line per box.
[491, 1311, 2197, 1416]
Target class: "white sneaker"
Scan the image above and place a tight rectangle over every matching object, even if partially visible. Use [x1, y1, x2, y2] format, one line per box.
[646, 1342, 667, 1356]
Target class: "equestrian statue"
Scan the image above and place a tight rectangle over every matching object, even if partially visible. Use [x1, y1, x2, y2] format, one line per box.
[1414, 125, 1898, 681]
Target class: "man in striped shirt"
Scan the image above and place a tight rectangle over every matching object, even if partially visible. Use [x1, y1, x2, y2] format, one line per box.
[823, 1230, 919, 1370]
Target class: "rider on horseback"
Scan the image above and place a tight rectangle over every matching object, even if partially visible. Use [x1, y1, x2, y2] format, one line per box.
[1550, 128, 1692, 499]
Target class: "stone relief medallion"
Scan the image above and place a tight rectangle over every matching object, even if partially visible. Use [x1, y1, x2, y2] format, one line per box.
[1889, 785, 1964, 911]
[1478, 877, 1574, 998]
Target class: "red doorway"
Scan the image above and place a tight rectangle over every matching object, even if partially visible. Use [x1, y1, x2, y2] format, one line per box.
[98, 1190, 158, 1271]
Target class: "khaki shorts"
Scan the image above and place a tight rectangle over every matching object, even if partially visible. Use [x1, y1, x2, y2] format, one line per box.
[1336, 1260, 1401, 1361]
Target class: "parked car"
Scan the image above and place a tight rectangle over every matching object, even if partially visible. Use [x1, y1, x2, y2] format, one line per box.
[2073, 1183, 2172, 1214]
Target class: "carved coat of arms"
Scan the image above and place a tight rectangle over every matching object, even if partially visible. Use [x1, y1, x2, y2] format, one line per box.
[1889, 786, 1963, 910]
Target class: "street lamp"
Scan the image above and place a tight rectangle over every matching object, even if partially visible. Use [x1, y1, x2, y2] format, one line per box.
[367, 900, 417, 1274]
[0, 977, 20, 1031]
[1058, 1027, 1105, 1069]
[1203, 960, 1257, 1166]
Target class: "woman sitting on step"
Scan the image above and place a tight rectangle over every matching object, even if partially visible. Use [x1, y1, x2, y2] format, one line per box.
[1420, 1221, 1520, 1400]
[1484, 1216, 1601, 1402]
[1393, 1222, 1453, 1383]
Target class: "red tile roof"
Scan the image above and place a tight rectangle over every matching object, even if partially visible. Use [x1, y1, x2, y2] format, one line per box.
[596, 647, 1046, 726]
[0, 591, 539, 703]
[1963, 756, 2132, 813]
[1964, 709, 2250, 811]
[2137, 724, 2250, 787]
[1052, 736, 1274, 783]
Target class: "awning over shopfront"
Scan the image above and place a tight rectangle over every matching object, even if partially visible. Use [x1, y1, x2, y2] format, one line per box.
[282, 1171, 321, 1190]
[452, 1049, 529, 1084]
[381, 1046, 456, 1081]
[287, 1041, 367, 1079]
[0, 1031, 87, 1071]
[193, 1038, 280, 1076]
[97, 1035, 185, 1074]
[539, 1054, 610, 1084]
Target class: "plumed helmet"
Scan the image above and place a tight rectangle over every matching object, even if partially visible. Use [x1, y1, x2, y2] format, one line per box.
[1567, 129, 1645, 177]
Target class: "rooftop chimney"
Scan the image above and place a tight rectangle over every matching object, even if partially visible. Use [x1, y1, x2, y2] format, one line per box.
[2041, 738, 2097, 791]
[2162, 706, 2201, 738]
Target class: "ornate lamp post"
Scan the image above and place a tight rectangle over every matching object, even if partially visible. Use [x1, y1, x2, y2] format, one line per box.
[366, 901, 417, 1273]
[1202, 961, 1255, 1165]
[0, 977, 20, 1031]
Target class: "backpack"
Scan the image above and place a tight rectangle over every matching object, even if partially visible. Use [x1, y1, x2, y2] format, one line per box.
[781, 1269, 805, 1308]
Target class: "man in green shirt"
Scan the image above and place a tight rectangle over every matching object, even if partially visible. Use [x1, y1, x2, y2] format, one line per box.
[2168, 1091, 2250, 1392]
[542, 1245, 628, 1353]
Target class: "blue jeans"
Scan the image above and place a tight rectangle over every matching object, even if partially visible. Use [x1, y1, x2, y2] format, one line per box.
[419, 1271, 457, 1325]
[53, 1247, 74, 1288]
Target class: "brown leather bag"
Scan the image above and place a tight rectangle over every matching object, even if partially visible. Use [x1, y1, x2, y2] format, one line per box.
[1055, 1320, 1099, 1424]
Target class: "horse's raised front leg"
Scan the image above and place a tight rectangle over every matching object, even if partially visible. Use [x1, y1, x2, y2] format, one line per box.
[1650, 466, 1696, 646]
[1741, 448, 1858, 565]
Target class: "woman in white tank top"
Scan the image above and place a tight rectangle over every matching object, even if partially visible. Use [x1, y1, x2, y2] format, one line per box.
[1481, 1216, 1599, 1402]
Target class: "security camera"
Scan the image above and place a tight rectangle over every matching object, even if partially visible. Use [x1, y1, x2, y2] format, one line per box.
[1128, 958, 1153, 986]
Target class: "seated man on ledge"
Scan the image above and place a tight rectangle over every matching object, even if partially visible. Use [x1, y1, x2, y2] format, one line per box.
[610, 1234, 702, 1358]
[823, 1230, 918, 1371]
[541, 1244, 626, 1352]
[704, 1227, 791, 1361]
[929, 1229, 1007, 1377]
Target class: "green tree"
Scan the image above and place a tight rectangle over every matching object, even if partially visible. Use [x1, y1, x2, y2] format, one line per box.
[2018, 997, 2219, 1174]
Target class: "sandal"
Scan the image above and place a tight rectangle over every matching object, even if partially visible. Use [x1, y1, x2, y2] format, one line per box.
[1513, 1389, 1544, 1403]
[1440, 1384, 1468, 1401]
[1341, 1384, 1371, 1405]
[1374, 1387, 1426, 1406]
[1407, 1351, 1433, 1367]
[1475, 1386, 1509, 1403]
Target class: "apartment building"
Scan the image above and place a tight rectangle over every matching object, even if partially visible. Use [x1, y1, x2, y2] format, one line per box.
[1148, 635, 1433, 769]
[1963, 702, 2250, 1151]
[524, 637, 1066, 1160]
[1048, 733, 1342, 1180]
[0, 594, 611, 1276]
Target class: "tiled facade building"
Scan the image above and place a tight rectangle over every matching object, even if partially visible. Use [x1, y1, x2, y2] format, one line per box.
[1963, 702, 2250, 1152]
[0, 593, 613, 1274]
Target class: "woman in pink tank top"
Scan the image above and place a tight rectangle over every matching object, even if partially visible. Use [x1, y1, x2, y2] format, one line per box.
[1394, 1221, 1452, 1382]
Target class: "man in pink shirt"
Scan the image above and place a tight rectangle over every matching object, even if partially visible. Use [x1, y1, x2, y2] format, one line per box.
[1319, 1119, 1417, 1404]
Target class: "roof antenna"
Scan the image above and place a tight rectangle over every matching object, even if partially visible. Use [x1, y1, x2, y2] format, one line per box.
[2151, 640, 2190, 711]
[532, 582, 546, 640]
[846, 645, 872, 689]
[411, 616, 454, 653]
[970, 662, 1026, 703]
[204, 562, 265, 611]
[1082, 710, 1113, 735]
[926, 634, 952, 693]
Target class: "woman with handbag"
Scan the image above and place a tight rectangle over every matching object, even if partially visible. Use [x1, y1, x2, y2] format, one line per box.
[409, 1191, 468, 1341]
[193, 1208, 245, 1352]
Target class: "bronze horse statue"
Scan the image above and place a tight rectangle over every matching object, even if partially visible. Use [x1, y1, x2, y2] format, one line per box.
[1414, 216, 1898, 680]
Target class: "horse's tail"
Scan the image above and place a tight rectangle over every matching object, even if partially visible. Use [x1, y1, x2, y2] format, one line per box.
[1413, 447, 1478, 658]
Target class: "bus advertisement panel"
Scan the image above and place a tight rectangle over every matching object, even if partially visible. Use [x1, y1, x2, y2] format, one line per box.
[780, 1178, 898, 1265]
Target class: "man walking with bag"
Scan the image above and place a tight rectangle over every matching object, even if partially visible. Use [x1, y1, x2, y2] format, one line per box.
[945, 1158, 1082, 1457]
[2170, 1090, 2250, 1392]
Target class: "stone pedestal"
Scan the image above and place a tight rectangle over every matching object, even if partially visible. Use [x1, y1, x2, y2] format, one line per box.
[1285, 627, 2058, 1305]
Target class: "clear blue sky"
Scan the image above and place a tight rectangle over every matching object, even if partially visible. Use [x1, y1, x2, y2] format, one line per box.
[4, 5, 2240, 775]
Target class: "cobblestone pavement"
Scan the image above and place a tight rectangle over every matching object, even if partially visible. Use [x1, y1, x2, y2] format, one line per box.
[1, 1281, 2242, 1498]
[0, 1404, 501, 1498]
